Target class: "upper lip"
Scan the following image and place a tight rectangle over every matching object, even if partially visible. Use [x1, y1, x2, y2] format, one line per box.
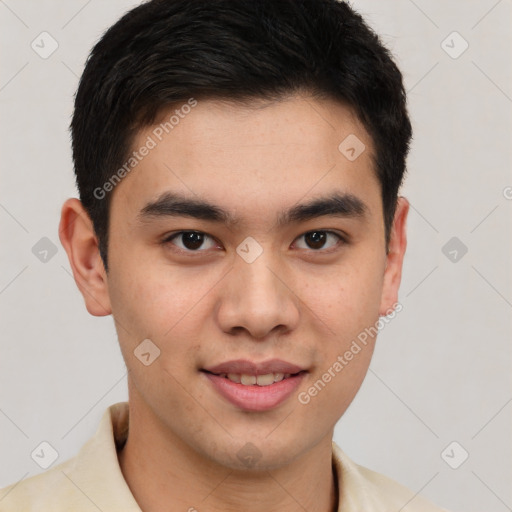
[202, 359, 306, 376]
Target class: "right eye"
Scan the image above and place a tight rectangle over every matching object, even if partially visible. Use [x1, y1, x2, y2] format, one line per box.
[161, 230, 220, 254]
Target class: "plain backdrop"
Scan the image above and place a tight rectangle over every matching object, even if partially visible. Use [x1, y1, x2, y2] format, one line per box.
[0, 1, 511, 511]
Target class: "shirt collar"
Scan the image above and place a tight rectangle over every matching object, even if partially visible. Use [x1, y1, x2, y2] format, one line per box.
[73, 402, 395, 512]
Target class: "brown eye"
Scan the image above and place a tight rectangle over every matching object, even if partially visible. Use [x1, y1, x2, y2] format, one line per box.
[305, 231, 327, 249]
[163, 231, 217, 252]
[180, 232, 205, 250]
[295, 230, 345, 251]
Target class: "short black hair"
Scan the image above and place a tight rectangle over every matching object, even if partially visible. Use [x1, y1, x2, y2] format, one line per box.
[71, 0, 412, 271]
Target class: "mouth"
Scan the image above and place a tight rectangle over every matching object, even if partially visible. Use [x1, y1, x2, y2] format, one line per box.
[201, 369, 306, 386]
[200, 365, 308, 412]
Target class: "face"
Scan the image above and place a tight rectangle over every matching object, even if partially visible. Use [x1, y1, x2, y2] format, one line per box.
[61, 94, 408, 471]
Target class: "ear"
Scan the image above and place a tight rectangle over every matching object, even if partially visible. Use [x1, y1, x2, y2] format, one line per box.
[58, 198, 112, 316]
[379, 196, 409, 316]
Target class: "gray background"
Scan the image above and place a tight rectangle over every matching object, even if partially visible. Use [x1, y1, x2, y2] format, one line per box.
[0, 1, 511, 510]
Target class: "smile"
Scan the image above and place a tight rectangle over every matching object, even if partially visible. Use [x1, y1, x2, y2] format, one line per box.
[202, 370, 307, 412]
[207, 371, 298, 386]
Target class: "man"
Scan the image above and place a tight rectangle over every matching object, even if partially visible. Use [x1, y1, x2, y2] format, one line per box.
[0, 0, 450, 510]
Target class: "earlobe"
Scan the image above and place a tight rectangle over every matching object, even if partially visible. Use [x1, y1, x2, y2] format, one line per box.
[58, 198, 112, 317]
[379, 196, 409, 316]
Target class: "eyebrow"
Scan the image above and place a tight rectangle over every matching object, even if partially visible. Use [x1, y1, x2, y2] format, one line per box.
[137, 190, 368, 227]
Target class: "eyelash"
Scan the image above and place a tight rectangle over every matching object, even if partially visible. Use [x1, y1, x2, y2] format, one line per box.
[160, 230, 347, 256]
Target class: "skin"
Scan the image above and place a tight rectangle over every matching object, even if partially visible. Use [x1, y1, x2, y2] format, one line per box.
[59, 94, 409, 512]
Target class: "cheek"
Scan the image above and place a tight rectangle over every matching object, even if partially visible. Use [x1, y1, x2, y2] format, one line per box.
[108, 257, 197, 331]
[107, 259, 214, 373]
[301, 345, 374, 427]
[295, 266, 382, 421]
[300, 259, 385, 339]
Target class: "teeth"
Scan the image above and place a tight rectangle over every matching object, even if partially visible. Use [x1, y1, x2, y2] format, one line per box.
[255, 374, 275, 386]
[241, 374, 257, 385]
[219, 372, 294, 386]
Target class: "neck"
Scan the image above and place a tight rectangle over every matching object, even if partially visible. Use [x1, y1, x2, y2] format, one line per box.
[117, 401, 339, 512]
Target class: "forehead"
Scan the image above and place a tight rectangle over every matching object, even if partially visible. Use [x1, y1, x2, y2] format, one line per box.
[110, 95, 380, 227]
[146, 95, 370, 166]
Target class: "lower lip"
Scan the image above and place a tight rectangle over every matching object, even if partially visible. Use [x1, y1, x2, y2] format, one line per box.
[202, 371, 306, 412]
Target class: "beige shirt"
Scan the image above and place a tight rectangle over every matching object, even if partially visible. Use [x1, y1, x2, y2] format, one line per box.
[0, 402, 449, 511]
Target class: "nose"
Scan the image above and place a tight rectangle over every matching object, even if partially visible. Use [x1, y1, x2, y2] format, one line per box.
[216, 251, 300, 339]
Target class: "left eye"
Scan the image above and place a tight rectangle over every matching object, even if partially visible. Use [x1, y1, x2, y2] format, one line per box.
[162, 230, 344, 253]
[294, 230, 344, 251]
